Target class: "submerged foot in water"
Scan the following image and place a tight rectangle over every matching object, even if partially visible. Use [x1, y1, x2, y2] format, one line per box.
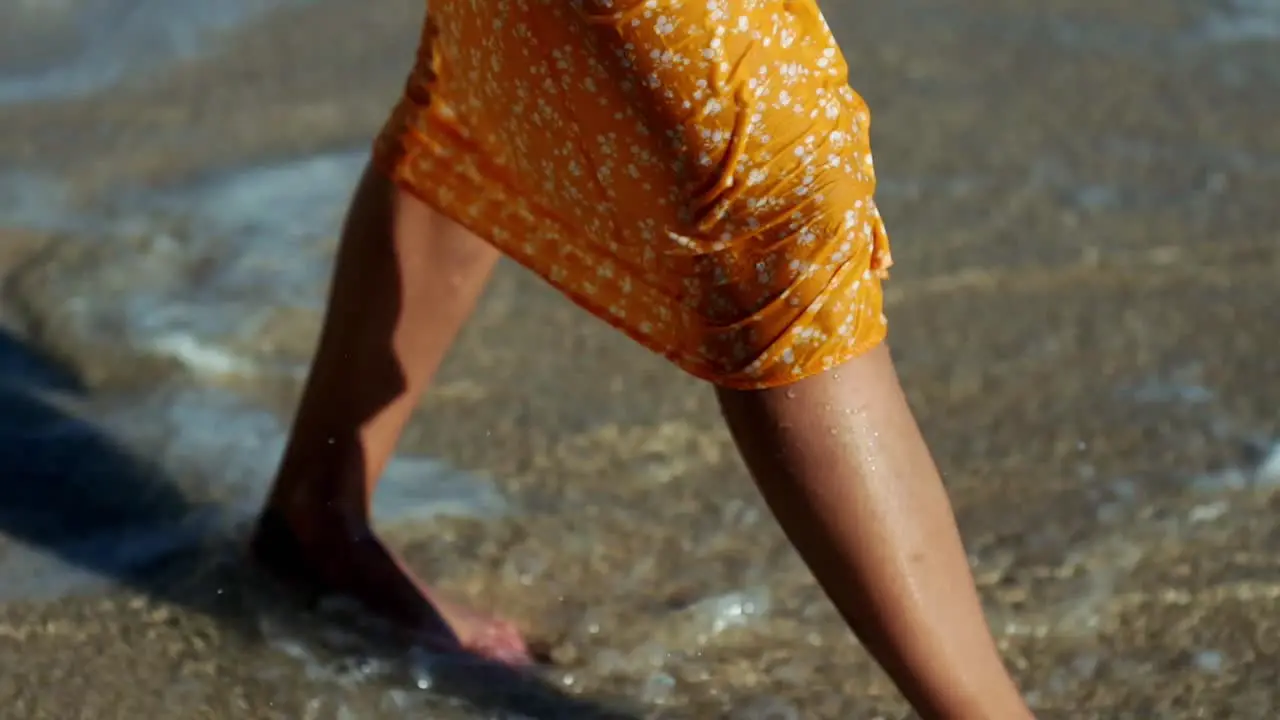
[249, 507, 531, 665]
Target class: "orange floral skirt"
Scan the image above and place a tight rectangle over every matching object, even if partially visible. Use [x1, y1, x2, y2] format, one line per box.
[373, 0, 893, 389]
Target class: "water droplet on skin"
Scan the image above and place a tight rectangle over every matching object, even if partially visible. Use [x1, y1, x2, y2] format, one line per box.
[784, 388, 797, 399]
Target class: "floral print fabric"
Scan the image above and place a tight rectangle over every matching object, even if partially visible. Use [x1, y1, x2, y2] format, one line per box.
[374, 0, 893, 388]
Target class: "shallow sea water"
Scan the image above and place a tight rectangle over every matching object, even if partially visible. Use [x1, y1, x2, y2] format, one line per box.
[0, 0, 1278, 717]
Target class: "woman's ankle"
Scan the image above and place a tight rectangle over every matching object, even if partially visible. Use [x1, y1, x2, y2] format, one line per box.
[912, 682, 1033, 720]
[261, 480, 369, 543]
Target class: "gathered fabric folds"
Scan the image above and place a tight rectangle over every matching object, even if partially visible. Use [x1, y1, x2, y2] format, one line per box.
[374, 0, 894, 388]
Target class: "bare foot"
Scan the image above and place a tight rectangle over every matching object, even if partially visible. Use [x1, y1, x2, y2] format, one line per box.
[249, 508, 531, 665]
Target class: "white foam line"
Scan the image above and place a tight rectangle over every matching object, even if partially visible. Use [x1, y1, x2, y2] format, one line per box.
[147, 332, 260, 378]
[1255, 443, 1280, 486]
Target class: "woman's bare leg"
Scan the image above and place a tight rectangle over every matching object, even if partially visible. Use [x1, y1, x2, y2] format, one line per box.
[250, 163, 530, 662]
[716, 345, 1032, 719]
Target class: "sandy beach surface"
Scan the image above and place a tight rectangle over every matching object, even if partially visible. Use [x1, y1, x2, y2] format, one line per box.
[1, 0, 1278, 717]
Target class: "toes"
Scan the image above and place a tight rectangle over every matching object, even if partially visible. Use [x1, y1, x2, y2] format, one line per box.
[251, 511, 534, 666]
[468, 622, 533, 665]
[474, 640, 533, 666]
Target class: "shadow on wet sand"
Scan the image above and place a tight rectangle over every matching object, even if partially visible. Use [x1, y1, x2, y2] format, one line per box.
[0, 327, 640, 719]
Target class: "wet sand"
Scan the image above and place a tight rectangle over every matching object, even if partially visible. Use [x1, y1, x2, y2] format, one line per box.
[1, 0, 1279, 717]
